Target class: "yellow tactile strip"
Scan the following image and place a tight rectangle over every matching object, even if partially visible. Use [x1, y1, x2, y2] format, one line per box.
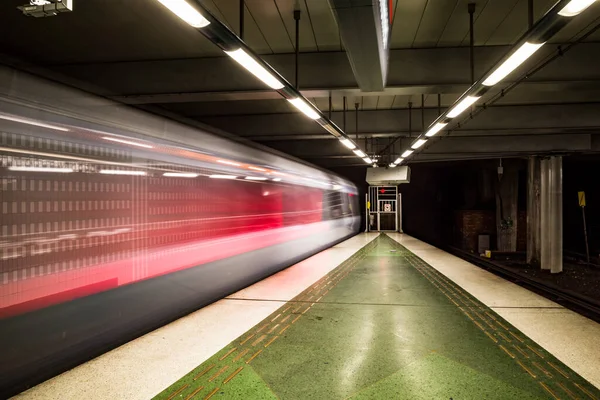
[158, 238, 380, 400]
[397, 239, 598, 400]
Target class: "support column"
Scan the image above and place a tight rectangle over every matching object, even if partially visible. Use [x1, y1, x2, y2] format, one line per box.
[527, 157, 541, 266]
[540, 158, 551, 270]
[496, 168, 518, 252]
[549, 156, 563, 273]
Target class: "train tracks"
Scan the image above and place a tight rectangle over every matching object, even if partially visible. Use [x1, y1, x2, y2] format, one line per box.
[448, 246, 600, 324]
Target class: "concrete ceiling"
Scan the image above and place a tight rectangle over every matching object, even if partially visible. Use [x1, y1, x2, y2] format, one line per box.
[1, 0, 600, 170]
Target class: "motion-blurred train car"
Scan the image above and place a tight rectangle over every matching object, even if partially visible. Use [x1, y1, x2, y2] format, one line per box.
[0, 65, 360, 396]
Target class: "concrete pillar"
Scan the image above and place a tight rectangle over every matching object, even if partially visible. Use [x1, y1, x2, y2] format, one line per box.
[540, 158, 551, 270]
[496, 169, 518, 252]
[527, 157, 541, 266]
[549, 156, 563, 273]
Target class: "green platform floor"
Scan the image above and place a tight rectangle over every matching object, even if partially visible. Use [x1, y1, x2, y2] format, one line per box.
[155, 235, 600, 400]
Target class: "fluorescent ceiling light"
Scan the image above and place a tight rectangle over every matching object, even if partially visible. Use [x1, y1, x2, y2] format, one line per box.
[389, 163, 396, 168]
[245, 176, 268, 181]
[216, 159, 241, 167]
[99, 170, 146, 176]
[363, 157, 373, 164]
[102, 137, 153, 149]
[225, 48, 284, 89]
[8, 166, 73, 173]
[482, 42, 544, 86]
[163, 172, 198, 178]
[394, 158, 404, 164]
[248, 166, 267, 172]
[0, 114, 69, 132]
[411, 139, 427, 149]
[209, 175, 237, 179]
[401, 150, 414, 158]
[322, 123, 342, 137]
[558, 0, 597, 16]
[353, 149, 366, 158]
[340, 138, 356, 149]
[447, 96, 480, 118]
[155, 0, 210, 28]
[287, 98, 321, 120]
[425, 122, 447, 137]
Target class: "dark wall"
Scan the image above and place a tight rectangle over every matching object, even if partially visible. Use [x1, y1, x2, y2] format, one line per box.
[564, 156, 600, 255]
[332, 155, 599, 256]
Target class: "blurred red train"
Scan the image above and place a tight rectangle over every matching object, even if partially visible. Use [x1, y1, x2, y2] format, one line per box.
[0, 65, 360, 397]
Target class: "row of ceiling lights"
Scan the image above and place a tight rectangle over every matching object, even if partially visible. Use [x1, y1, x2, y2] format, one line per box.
[154, 0, 379, 166]
[389, 0, 597, 168]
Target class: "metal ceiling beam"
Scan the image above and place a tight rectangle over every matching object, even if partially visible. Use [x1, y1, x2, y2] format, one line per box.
[109, 79, 600, 105]
[50, 44, 600, 97]
[264, 133, 596, 162]
[328, 0, 390, 91]
[390, 0, 600, 165]
[248, 127, 600, 141]
[196, 103, 600, 137]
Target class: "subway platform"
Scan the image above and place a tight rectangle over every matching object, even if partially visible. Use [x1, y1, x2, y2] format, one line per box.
[16, 234, 600, 400]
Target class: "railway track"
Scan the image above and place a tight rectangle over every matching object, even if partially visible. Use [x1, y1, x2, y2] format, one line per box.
[447, 246, 600, 324]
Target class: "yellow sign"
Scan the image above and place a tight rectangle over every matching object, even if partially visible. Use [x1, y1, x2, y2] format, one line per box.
[578, 191, 586, 207]
[366, 201, 371, 209]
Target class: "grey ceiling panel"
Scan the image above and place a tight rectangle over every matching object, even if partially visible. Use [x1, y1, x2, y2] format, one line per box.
[305, 0, 343, 51]
[436, 0, 487, 47]
[160, 98, 294, 117]
[460, 0, 519, 46]
[274, 0, 319, 52]
[390, 0, 428, 48]
[203, 0, 273, 54]
[245, 0, 294, 53]
[376, 95, 395, 109]
[412, 0, 460, 48]
[362, 96, 379, 110]
[484, 0, 528, 45]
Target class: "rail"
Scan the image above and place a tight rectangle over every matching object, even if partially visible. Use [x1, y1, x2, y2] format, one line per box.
[447, 246, 600, 324]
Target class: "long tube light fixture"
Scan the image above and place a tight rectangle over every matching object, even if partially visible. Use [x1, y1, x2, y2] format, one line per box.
[340, 138, 356, 149]
[482, 42, 544, 86]
[155, 0, 210, 28]
[153, 0, 368, 164]
[447, 96, 480, 118]
[559, 0, 597, 16]
[225, 48, 284, 89]
[411, 139, 427, 149]
[389, 0, 596, 164]
[353, 149, 366, 158]
[425, 122, 448, 137]
[287, 98, 320, 120]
